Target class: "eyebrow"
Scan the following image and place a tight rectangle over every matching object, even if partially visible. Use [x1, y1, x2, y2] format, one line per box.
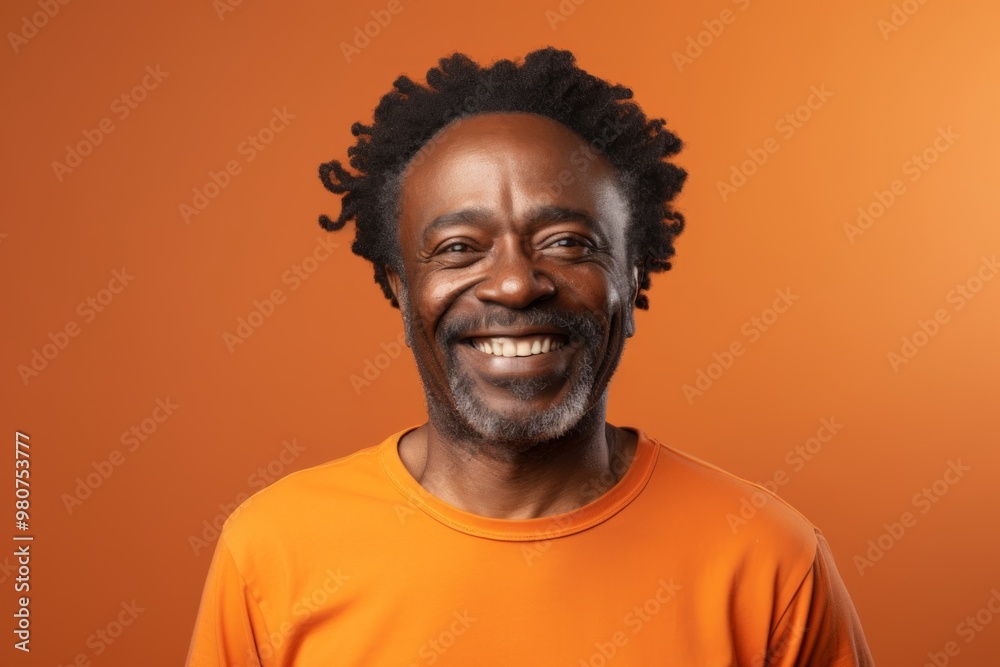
[421, 205, 602, 245]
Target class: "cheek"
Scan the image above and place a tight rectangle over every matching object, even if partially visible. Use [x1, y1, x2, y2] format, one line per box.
[554, 265, 622, 323]
[427, 275, 467, 306]
[410, 272, 480, 331]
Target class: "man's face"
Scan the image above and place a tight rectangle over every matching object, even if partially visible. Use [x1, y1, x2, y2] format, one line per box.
[387, 112, 637, 453]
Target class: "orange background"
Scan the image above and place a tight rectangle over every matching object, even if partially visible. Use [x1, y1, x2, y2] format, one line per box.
[2, 0, 999, 664]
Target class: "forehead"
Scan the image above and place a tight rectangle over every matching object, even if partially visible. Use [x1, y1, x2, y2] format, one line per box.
[397, 112, 625, 221]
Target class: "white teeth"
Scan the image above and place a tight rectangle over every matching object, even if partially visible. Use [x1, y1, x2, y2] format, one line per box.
[471, 336, 565, 357]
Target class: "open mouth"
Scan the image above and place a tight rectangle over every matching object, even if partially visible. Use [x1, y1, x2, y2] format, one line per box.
[464, 334, 568, 358]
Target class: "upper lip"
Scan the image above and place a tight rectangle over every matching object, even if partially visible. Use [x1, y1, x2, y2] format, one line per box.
[460, 327, 570, 340]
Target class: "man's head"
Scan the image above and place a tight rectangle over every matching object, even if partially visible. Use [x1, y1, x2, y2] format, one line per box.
[318, 48, 687, 455]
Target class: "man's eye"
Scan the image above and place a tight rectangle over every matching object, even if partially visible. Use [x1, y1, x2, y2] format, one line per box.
[549, 237, 592, 250]
[441, 242, 470, 253]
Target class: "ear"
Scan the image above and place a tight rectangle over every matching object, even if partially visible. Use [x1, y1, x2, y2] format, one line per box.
[385, 265, 403, 304]
[384, 266, 412, 347]
[624, 265, 640, 338]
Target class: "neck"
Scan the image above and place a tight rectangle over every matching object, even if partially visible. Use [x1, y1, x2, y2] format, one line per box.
[397, 405, 637, 519]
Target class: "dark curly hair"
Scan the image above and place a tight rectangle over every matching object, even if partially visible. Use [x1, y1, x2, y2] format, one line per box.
[317, 46, 687, 309]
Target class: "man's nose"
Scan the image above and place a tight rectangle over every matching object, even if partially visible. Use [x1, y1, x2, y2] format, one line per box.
[474, 237, 555, 309]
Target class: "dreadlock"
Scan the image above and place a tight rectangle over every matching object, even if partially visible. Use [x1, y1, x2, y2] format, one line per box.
[318, 46, 686, 309]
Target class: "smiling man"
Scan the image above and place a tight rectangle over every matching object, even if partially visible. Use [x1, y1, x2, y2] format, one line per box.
[186, 48, 874, 666]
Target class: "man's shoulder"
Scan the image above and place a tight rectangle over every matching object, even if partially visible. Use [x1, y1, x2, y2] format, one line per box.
[219, 432, 399, 549]
[640, 431, 822, 562]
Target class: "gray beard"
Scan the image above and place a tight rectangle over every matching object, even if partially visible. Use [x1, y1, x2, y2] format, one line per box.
[446, 339, 598, 445]
[400, 294, 608, 458]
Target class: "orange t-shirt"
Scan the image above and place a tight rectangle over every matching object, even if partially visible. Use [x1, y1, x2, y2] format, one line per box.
[186, 427, 874, 666]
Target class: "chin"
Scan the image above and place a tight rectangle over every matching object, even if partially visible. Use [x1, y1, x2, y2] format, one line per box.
[448, 370, 601, 448]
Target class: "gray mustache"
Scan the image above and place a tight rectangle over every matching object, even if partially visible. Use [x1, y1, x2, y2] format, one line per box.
[438, 307, 603, 347]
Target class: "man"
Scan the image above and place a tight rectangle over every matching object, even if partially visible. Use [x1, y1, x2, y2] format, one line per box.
[187, 48, 874, 665]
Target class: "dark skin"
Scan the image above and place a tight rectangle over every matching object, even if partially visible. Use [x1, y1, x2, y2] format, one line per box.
[385, 112, 640, 520]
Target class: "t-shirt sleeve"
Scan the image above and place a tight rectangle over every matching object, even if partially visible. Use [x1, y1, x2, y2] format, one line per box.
[185, 535, 270, 667]
[768, 530, 876, 666]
